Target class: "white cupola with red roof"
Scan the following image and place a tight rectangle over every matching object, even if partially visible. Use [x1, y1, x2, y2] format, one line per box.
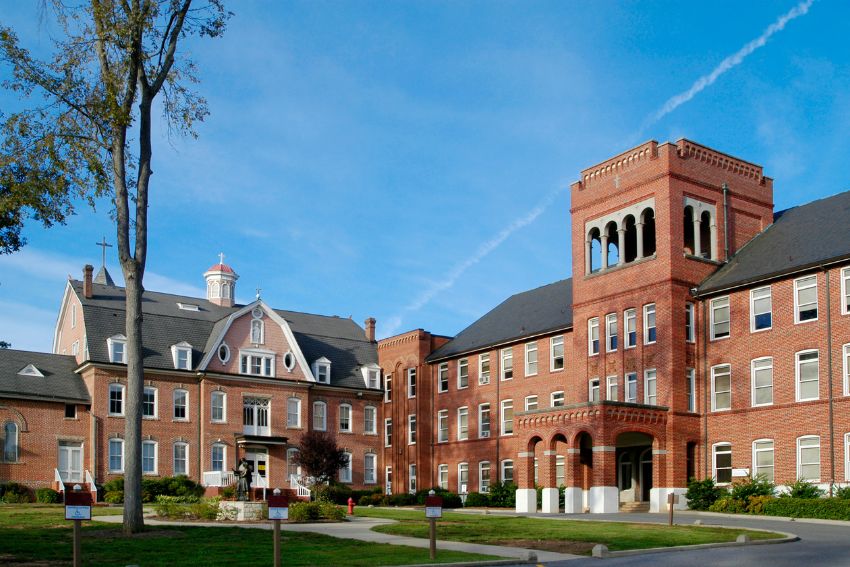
[204, 253, 238, 307]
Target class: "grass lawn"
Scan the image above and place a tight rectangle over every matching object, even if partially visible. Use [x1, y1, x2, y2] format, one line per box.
[356, 508, 782, 554]
[0, 505, 496, 566]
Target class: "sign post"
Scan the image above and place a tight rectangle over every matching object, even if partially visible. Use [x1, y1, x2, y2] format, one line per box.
[268, 488, 289, 567]
[667, 493, 678, 526]
[424, 490, 443, 561]
[65, 484, 92, 567]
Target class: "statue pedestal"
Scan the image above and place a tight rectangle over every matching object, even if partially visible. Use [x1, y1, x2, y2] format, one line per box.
[218, 501, 264, 521]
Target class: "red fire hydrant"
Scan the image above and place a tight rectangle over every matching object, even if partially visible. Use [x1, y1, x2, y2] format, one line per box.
[348, 497, 355, 515]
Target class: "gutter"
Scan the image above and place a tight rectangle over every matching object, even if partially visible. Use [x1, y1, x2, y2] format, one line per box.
[825, 269, 836, 495]
[426, 325, 574, 364]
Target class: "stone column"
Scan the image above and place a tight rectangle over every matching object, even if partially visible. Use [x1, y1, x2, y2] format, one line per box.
[588, 445, 619, 514]
[710, 221, 718, 260]
[515, 451, 537, 513]
[540, 450, 560, 514]
[600, 234, 609, 270]
[617, 228, 626, 266]
[692, 217, 702, 258]
[636, 222, 644, 259]
[564, 448, 583, 514]
[585, 239, 592, 274]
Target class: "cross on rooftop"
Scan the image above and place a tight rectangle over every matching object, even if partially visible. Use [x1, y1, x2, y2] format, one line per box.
[96, 236, 112, 268]
[256, 286, 262, 300]
[218, 252, 225, 265]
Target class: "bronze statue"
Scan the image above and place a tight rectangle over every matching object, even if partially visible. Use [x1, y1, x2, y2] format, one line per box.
[234, 457, 254, 501]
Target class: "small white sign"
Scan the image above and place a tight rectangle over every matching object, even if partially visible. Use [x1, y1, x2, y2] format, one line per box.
[425, 506, 442, 518]
[731, 468, 750, 478]
[269, 507, 289, 520]
[65, 506, 91, 520]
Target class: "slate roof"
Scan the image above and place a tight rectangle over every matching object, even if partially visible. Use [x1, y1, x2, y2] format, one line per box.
[70, 281, 378, 391]
[426, 279, 573, 362]
[93, 266, 116, 286]
[0, 349, 90, 403]
[698, 190, 850, 295]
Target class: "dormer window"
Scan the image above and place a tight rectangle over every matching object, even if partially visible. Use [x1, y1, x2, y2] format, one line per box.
[313, 357, 331, 384]
[108, 335, 127, 364]
[361, 364, 381, 389]
[176, 303, 200, 312]
[17, 364, 44, 378]
[171, 342, 193, 370]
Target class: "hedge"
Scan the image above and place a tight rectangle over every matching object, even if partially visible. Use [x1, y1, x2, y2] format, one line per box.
[762, 498, 850, 521]
[100, 475, 204, 504]
[0, 482, 33, 503]
[288, 501, 345, 522]
[35, 488, 61, 503]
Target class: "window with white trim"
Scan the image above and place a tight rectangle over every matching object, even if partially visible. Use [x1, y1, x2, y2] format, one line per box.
[314, 360, 331, 384]
[438, 363, 449, 393]
[173, 442, 188, 476]
[173, 389, 188, 420]
[287, 397, 301, 428]
[171, 343, 192, 370]
[606, 375, 618, 401]
[478, 403, 490, 438]
[844, 344, 850, 396]
[108, 334, 127, 364]
[142, 386, 157, 418]
[713, 443, 732, 484]
[797, 435, 820, 481]
[108, 438, 124, 472]
[240, 351, 274, 377]
[500, 399, 513, 435]
[479, 353, 490, 384]
[2, 421, 18, 462]
[385, 466, 392, 494]
[457, 407, 468, 440]
[644, 369, 657, 405]
[364, 406, 377, 435]
[712, 364, 731, 411]
[109, 383, 125, 416]
[142, 440, 157, 475]
[438, 464, 449, 490]
[211, 391, 226, 423]
[211, 443, 226, 472]
[385, 375, 392, 402]
[407, 368, 417, 397]
[710, 296, 730, 340]
[588, 378, 600, 402]
[479, 461, 491, 493]
[752, 357, 773, 406]
[588, 317, 600, 355]
[842, 267, 850, 315]
[556, 455, 565, 486]
[525, 342, 538, 376]
[364, 454, 377, 484]
[501, 347, 513, 380]
[625, 308, 637, 348]
[845, 433, 850, 482]
[409, 463, 417, 493]
[243, 397, 270, 436]
[643, 304, 656, 344]
[287, 448, 301, 478]
[458, 358, 469, 389]
[524, 395, 538, 412]
[339, 403, 352, 432]
[605, 313, 618, 352]
[458, 462, 469, 494]
[366, 368, 380, 389]
[686, 368, 696, 412]
[751, 286, 772, 331]
[437, 410, 448, 443]
[551, 335, 564, 370]
[753, 439, 774, 482]
[340, 452, 352, 483]
[501, 459, 514, 483]
[795, 275, 818, 323]
[313, 401, 327, 431]
[551, 391, 565, 407]
[384, 418, 392, 446]
[626, 372, 637, 403]
[796, 350, 819, 401]
[408, 414, 417, 444]
[685, 302, 695, 343]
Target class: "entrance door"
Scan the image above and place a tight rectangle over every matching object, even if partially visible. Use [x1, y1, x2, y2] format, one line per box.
[58, 442, 83, 483]
[639, 449, 653, 502]
[245, 449, 268, 488]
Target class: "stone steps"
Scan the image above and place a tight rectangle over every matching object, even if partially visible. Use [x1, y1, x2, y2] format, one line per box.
[619, 501, 650, 513]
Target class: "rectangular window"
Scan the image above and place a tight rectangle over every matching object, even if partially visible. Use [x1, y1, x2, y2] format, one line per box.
[108, 439, 123, 473]
[142, 440, 157, 474]
[408, 414, 417, 444]
[625, 309, 637, 348]
[524, 395, 538, 412]
[142, 387, 156, 418]
[796, 350, 819, 401]
[606, 376, 618, 401]
[795, 275, 818, 323]
[589, 378, 600, 402]
[458, 463, 469, 494]
[364, 406, 376, 434]
[686, 368, 696, 412]
[644, 369, 657, 405]
[438, 363, 449, 393]
[751, 287, 772, 331]
[385, 466, 392, 494]
[315, 363, 330, 383]
[175, 348, 191, 370]
[340, 453, 352, 483]
[753, 440, 774, 482]
[211, 391, 226, 423]
[501, 347, 513, 381]
[844, 344, 850, 396]
[551, 391, 565, 407]
[501, 459, 513, 483]
[368, 369, 380, 390]
[500, 399, 513, 435]
[713, 443, 732, 484]
[173, 443, 188, 476]
[457, 407, 469, 440]
[173, 390, 188, 420]
[479, 353, 491, 384]
[407, 368, 417, 398]
[644, 304, 657, 344]
[551, 335, 565, 370]
[385, 375, 392, 402]
[710, 296, 730, 339]
[478, 404, 491, 438]
[712, 364, 732, 411]
[458, 359, 469, 389]
[846, 433, 850, 482]
[211, 444, 225, 472]
[287, 398, 301, 428]
[240, 353, 273, 377]
[438, 464, 448, 490]
[556, 455, 565, 487]
[110, 339, 126, 364]
[606, 313, 618, 352]
[109, 384, 124, 416]
[479, 461, 491, 493]
[409, 464, 417, 494]
[313, 402, 327, 431]
[384, 419, 392, 447]
[798, 436, 821, 481]
[685, 302, 695, 342]
[339, 404, 352, 432]
[626, 373, 637, 403]
[364, 454, 376, 484]
[752, 357, 774, 406]
[65, 404, 77, 419]
[438, 410, 449, 443]
[525, 342, 538, 376]
[843, 267, 850, 315]
[243, 398, 270, 436]
[588, 317, 600, 355]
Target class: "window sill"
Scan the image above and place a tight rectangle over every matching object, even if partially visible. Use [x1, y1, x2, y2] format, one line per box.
[143, 417, 159, 421]
[438, 389, 448, 394]
[64, 417, 80, 421]
[172, 419, 189, 423]
[210, 420, 227, 425]
[524, 373, 538, 378]
[364, 432, 378, 436]
[339, 430, 353, 435]
[107, 414, 125, 418]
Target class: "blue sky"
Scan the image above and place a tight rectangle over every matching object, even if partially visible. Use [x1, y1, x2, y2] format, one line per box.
[2, 0, 849, 351]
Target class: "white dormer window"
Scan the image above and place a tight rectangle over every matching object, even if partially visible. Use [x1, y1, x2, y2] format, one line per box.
[17, 364, 44, 378]
[176, 303, 200, 312]
[108, 335, 127, 364]
[361, 364, 381, 389]
[171, 342, 193, 370]
[313, 357, 331, 384]
[250, 318, 264, 344]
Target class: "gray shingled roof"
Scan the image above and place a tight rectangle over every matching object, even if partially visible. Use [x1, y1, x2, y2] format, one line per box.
[426, 279, 573, 362]
[72, 281, 378, 390]
[0, 349, 90, 403]
[698, 190, 850, 295]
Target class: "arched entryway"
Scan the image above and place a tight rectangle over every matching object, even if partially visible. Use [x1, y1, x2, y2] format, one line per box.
[615, 432, 653, 504]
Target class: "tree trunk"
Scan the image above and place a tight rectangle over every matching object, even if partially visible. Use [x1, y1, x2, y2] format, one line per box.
[122, 264, 144, 534]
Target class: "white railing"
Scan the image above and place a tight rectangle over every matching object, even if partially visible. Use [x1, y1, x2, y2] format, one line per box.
[85, 470, 98, 500]
[253, 472, 267, 501]
[203, 470, 236, 487]
[54, 468, 66, 494]
[289, 474, 311, 499]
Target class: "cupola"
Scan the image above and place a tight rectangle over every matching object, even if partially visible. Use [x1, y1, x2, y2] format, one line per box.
[204, 253, 238, 307]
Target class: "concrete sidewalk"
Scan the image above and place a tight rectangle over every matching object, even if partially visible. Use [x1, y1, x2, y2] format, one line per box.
[93, 514, 581, 563]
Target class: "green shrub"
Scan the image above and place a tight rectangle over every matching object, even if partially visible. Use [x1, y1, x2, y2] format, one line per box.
[35, 488, 60, 503]
[102, 477, 124, 493]
[746, 495, 775, 514]
[783, 479, 825, 499]
[102, 475, 204, 504]
[104, 490, 124, 504]
[289, 502, 321, 522]
[708, 496, 747, 514]
[162, 475, 204, 498]
[487, 481, 517, 508]
[762, 498, 850, 520]
[319, 502, 346, 521]
[833, 485, 850, 500]
[387, 493, 416, 507]
[189, 498, 221, 520]
[1, 482, 33, 503]
[154, 495, 218, 520]
[685, 478, 723, 511]
[220, 486, 236, 500]
[414, 488, 462, 508]
[358, 493, 385, 506]
[463, 492, 490, 507]
[730, 475, 774, 501]
[315, 483, 354, 504]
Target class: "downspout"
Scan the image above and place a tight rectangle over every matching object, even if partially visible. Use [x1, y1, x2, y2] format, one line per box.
[197, 373, 204, 483]
[722, 183, 730, 261]
[702, 299, 710, 478]
[496, 358, 501, 481]
[825, 269, 836, 496]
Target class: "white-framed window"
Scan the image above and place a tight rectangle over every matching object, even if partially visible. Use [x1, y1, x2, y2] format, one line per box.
[364, 405, 377, 435]
[171, 343, 192, 370]
[750, 286, 772, 332]
[314, 359, 331, 384]
[524, 395, 538, 412]
[589, 379, 600, 402]
[243, 397, 270, 436]
[384, 418, 392, 447]
[340, 452, 352, 483]
[606, 375, 618, 401]
[556, 455, 565, 486]
[711, 364, 732, 411]
[710, 296, 730, 340]
[71, 341, 79, 356]
[108, 334, 127, 364]
[844, 344, 850, 396]
[142, 386, 157, 418]
[3, 421, 18, 462]
[795, 275, 818, 323]
[364, 454, 377, 484]
[500, 399, 513, 435]
[525, 342, 538, 376]
[625, 308, 637, 348]
[409, 463, 417, 494]
[605, 313, 618, 352]
[626, 372, 637, 403]
[479, 353, 491, 384]
[501, 347, 513, 380]
[753, 439, 774, 482]
[211, 391, 226, 423]
[842, 267, 850, 315]
[287, 397, 301, 428]
[551, 335, 565, 370]
[218, 343, 230, 364]
[588, 317, 600, 355]
[479, 461, 491, 493]
[797, 435, 821, 481]
[458, 462, 469, 494]
[478, 403, 491, 438]
[240, 350, 274, 377]
[845, 433, 850, 482]
[751, 357, 773, 406]
[366, 367, 380, 389]
[643, 304, 656, 344]
[385, 375, 392, 402]
[173, 389, 188, 421]
[686, 368, 696, 412]
[408, 414, 417, 444]
[644, 369, 657, 405]
[339, 403, 352, 432]
[438, 363, 449, 393]
[312, 401, 327, 431]
[437, 410, 448, 443]
[108, 438, 124, 473]
[458, 358, 469, 389]
[211, 443, 226, 472]
[685, 302, 695, 343]
[713, 442, 732, 484]
[501, 459, 514, 483]
[796, 350, 819, 401]
[109, 383, 125, 416]
[142, 440, 157, 475]
[385, 466, 392, 495]
[551, 391, 565, 407]
[407, 368, 417, 398]
[287, 448, 301, 479]
[457, 407, 469, 440]
[438, 464, 449, 490]
[173, 442, 188, 476]
[250, 317, 265, 344]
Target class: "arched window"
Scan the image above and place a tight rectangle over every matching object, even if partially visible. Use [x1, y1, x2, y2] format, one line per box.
[622, 215, 637, 262]
[699, 211, 712, 258]
[604, 221, 619, 267]
[587, 227, 602, 273]
[641, 208, 656, 257]
[250, 319, 264, 344]
[3, 421, 18, 462]
[211, 281, 220, 299]
[683, 206, 696, 255]
[221, 282, 230, 299]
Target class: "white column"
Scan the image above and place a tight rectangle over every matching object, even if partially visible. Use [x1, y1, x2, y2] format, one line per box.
[541, 488, 560, 514]
[515, 488, 537, 514]
[588, 486, 619, 513]
[601, 234, 609, 269]
[585, 239, 592, 274]
[636, 222, 644, 259]
[617, 228, 626, 265]
[710, 222, 718, 260]
[692, 217, 702, 258]
[564, 487, 583, 514]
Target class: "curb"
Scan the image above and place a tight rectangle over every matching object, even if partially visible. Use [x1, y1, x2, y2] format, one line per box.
[687, 510, 850, 527]
[400, 560, 534, 567]
[596, 527, 799, 559]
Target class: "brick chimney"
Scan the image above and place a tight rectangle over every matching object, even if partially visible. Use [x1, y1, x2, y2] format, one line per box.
[365, 317, 376, 342]
[83, 264, 94, 298]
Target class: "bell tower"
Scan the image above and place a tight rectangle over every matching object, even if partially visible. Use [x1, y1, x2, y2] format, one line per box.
[204, 253, 238, 307]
